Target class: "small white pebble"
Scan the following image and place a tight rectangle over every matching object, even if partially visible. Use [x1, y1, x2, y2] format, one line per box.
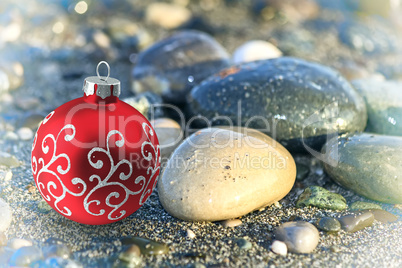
[186, 229, 196, 239]
[219, 218, 242, 228]
[17, 127, 33, 141]
[5, 171, 12, 181]
[3, 131, 18, 141]
[7, 238, 32, 250]
[271, 240, 287, 256]
[273, 201, 282, 208]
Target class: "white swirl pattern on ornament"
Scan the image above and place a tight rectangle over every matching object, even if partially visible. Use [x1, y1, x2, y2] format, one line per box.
[83, 123, 160, 220]
[32, 122, 87, 216]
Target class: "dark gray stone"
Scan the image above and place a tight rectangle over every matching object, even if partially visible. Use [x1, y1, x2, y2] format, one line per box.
[317, 217, 341, 233]
[323, 133, 402, 203]
[132, 30, 230, 104]
[187, 57, 367, 152]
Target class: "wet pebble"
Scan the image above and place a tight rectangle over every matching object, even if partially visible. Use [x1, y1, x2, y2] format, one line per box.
[369, 209, 398, 223]
[338, 212, 374, 232]
[118, 244, 142, 266]
[8, 238, 33, 250]
[17, 127, 34, 141]
[158, 127, 296, 221]
[323, 133, 402, 203]
[186, 229, 196, 239]
[352, 79, 402, 136]
[296, 186, 347, 210]
[350, 201, 382, 211]
[121, 237, 169, 255]
[235, 237, 252, 250]
[151, 118, 183, 159]
[146, 2, 192, 29]
[132, 30, 230, 104]
[232, 40, 282, 64]
[187, 57, 367, 152]
[0, 198, 12, 232]
[122, 91, 164, 120]
[317, 217, 341, 233]
[274, 221, 319, 254]
[8, 246, 43, 267]
[271, 240, 287, 256]
[0, 152, 21, 167]
[219, 218, 242, 228]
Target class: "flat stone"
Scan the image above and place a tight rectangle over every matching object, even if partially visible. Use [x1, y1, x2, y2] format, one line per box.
[350, 201, 382, 211]
[121, 237, 169, 255]
[323, 133, 402, 204]
[352, 79, 402, 136]
[271, 240, 287, 256]
[338, 212, 375, 232]
[132, 30, 230, 104]
[0, 152, 21, 167]
[219, 219, 242, 228]
[232, 40, 282, 64]
[317, 217, 341, 233]
[158, 127, 296, 221]
[187, 57, 367, 152]
[151, 118, 183, 160]
[296, 186, 347, 210]
[369, 209, 398, 223]
[274, 221, 319, 253]
[0, 198, 12, 232]
[8, 246, 43, 267]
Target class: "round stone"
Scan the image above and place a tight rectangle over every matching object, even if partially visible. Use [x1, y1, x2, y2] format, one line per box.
[151, 118, 183, 160]
[323, 133, 402, 204]
[235, 237, 252, 250]
[274, 221, 320, 254]
[271, 240, 288, 256]
[146, 2, 192, 29]
[232, 40, 282, 64]
[158, 127, 296, 221]
[187, 57, 367, 153]
[0, 198, 12, 232]
[132, 30, 230, 104]
[317, 217, 341, 233]
[17, 127, 34, 141]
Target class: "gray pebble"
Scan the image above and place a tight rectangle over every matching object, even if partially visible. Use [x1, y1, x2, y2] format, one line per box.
[317, 217, 341, 233]
[0, 198, 12, 232]
[338, 212, 375, 233]
[274, 221, 320, 253]
[219, 219, 242, 228]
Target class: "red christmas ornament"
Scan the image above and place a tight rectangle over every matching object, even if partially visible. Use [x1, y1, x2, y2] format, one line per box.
[31, 61, 161, 225]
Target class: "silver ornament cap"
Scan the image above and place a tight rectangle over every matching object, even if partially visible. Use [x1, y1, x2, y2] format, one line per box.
[83, 61, 121, 99]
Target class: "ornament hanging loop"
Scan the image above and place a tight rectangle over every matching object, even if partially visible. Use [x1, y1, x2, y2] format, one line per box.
[96, 61, 110, 82]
